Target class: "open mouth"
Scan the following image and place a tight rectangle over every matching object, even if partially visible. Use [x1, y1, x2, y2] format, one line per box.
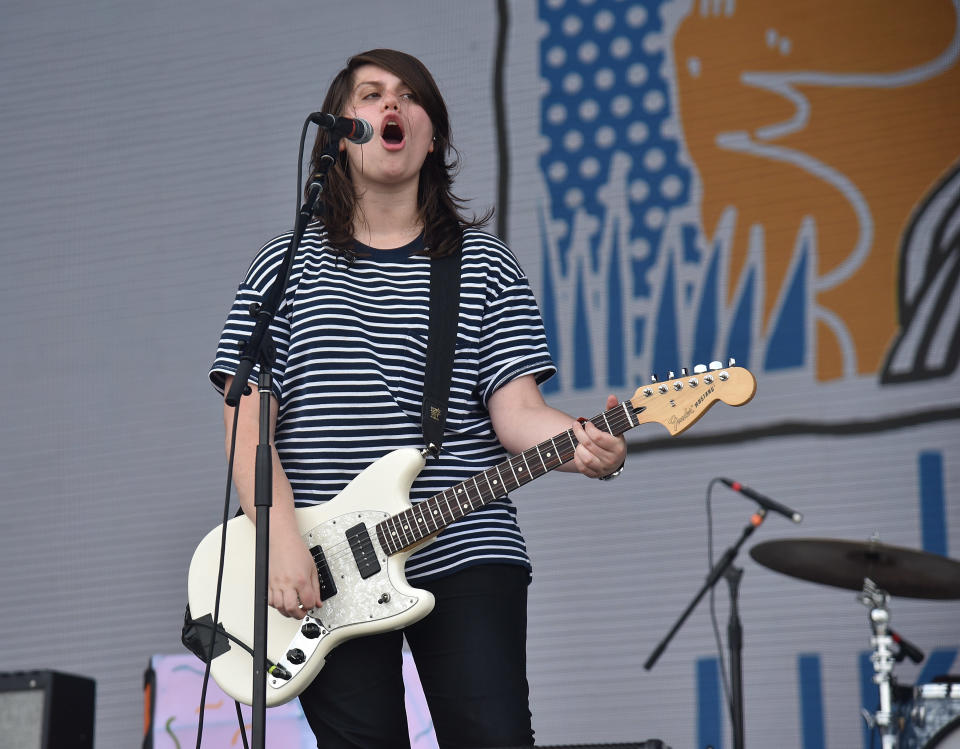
[381, 119, 404, 145]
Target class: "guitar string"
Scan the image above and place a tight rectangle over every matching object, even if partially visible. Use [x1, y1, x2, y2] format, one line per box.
[292, 407, 638, 594]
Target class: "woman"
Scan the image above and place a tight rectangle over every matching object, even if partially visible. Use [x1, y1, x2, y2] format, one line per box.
[211, 48, 626, 748]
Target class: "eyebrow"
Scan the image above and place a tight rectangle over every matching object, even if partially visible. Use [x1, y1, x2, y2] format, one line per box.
[354, 79, 412, 93]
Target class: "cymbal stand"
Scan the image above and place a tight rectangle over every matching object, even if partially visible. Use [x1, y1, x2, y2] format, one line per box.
[859, 578, 897, 749]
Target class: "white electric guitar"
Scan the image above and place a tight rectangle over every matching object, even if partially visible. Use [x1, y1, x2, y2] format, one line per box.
[187, 362, 756, 706]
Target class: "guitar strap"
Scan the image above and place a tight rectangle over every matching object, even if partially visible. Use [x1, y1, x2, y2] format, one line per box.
[421, 244, 462, 457]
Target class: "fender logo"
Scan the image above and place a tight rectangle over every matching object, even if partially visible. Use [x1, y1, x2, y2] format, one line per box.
[667, 385, 715, 427]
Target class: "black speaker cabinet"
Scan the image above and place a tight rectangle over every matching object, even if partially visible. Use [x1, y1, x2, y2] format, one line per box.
[0, 670, 95, 749]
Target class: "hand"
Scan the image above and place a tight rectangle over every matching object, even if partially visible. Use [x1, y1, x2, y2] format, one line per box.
[268, 525, 323, 619]
[571, 394, 627, 479]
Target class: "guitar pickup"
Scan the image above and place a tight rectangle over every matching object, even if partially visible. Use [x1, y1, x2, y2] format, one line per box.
[309, 545, 338, 599]
[346, 523, 381, 580]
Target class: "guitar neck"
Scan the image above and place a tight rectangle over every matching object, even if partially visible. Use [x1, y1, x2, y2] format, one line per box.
[375, 402, 639, 556]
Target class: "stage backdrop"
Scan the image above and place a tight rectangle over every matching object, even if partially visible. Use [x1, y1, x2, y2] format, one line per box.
[0, 1, 957, 747]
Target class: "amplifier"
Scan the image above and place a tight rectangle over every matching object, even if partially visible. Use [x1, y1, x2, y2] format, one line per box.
[0, 670, 95, 749]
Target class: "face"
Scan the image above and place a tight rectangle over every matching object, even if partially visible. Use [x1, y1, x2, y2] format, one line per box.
[342, 64, 435, 190]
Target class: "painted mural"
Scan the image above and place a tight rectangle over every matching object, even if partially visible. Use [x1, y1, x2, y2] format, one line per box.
[536, 0, 959, 402]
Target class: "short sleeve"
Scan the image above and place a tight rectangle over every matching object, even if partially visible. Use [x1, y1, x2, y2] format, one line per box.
[209, 235, 293, 403]
[475, 257, 556, 405]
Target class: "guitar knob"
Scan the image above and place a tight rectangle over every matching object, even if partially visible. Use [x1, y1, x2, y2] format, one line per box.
[301, 622, 321, 639]
[286, 648, 306, 665]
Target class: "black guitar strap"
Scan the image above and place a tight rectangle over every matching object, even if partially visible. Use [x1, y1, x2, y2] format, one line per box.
[421, 245, 462, 457]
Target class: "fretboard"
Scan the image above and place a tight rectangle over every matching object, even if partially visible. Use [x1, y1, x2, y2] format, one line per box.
[375, 401, 638, 555]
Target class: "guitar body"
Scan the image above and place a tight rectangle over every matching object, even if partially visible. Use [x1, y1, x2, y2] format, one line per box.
[187, 447, 435, 706]
[188, 364, 757, 707]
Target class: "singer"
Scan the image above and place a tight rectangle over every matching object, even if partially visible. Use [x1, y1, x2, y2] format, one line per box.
[209, 49, 626, 748]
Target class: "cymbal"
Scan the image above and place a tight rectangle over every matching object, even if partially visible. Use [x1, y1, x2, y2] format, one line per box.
[749, 538, 960, 599]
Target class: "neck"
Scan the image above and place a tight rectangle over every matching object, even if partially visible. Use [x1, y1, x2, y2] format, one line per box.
[353, 181, 422, 249]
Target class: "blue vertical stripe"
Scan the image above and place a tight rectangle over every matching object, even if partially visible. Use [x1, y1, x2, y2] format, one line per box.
[798, 654, 825, 749]
[697, 656, 723, 749]
[916, 648, 958, 684]
[919, 451, 947, 555]
[859, 651, 876, 749]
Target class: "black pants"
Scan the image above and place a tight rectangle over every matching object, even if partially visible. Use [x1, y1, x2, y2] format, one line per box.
[298, 564, 534, 749]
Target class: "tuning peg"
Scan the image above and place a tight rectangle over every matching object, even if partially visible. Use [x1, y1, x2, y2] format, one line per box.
[681, 367, 689, 376]
[709, 360, 723, 370]
[649, 373, 659, 382]
[693, 364, 708, 374]
[727, 357, 736, 366]
[667, 370, 675, 379]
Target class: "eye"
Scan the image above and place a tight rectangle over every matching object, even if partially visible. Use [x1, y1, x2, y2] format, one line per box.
[362, 91, 380, 100]
[400, 92, 416, 101]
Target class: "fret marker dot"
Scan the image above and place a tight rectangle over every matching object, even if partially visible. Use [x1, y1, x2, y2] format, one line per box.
[462, 503, 469, 509]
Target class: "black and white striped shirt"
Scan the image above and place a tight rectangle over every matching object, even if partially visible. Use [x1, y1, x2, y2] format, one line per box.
[210, 225, 556, 582]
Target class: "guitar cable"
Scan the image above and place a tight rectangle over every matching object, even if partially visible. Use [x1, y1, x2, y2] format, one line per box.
[195, 402, 251, 749]
[705, 478, 735, 722]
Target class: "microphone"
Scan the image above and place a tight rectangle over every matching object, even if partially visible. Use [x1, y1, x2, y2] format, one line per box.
[308, 112, 374, 144]
[891, 629, 925, 664]
[720, 478, 803, 523]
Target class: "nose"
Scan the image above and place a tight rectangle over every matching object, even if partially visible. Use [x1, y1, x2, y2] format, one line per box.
[381, 91, 400, 111]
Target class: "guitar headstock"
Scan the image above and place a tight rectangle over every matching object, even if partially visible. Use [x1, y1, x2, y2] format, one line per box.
[626, 360, 756, 436]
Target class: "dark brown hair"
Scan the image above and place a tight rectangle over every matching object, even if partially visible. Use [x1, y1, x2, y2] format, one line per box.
[307, 48, 490, 258]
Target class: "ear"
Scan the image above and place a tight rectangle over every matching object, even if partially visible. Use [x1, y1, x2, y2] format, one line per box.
[429, 135, 436, 154]
[339, 139, 347, 153]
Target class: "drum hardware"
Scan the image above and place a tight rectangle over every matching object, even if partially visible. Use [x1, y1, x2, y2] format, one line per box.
[749, 537, 960, 749]
[857, 577, 898, 749]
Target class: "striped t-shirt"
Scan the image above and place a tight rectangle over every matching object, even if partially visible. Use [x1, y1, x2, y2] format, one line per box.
[209, 225, 556, 582]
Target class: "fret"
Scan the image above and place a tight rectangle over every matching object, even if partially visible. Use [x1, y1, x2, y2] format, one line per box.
[463, 476, 483, 515]
[534, 443, 549, 473]
[492, 464, 508, 496]
[376, 522, 393, 556]
[397, 511, 413, 547]
[386, 515, 403, 549]
[453, 482, 469, 518]
[412, 504, 428, 540]
[518, 450, 533, 481]
[621, 401, 635, 429]
[427, 495, 443, 531]
[505, 455, 521, 489]
[442, 486, 457, 520]
[482, 469, 497, 501]
[553, 430, 571, 463]
[601, 410, 612, 433]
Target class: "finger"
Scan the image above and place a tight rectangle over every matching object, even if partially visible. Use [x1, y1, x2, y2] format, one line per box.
[574, 442, 604, 477]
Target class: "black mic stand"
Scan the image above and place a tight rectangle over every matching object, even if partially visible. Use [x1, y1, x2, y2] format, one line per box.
[644, 509, 766, 749]
[223, 139, 339, 749]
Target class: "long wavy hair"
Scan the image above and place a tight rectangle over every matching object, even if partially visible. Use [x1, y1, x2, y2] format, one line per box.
[307, 48, 490, 258]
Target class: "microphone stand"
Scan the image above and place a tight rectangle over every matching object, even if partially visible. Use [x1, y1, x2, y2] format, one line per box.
[644, 509, 766, 749]
[223, 140, 339, 749]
